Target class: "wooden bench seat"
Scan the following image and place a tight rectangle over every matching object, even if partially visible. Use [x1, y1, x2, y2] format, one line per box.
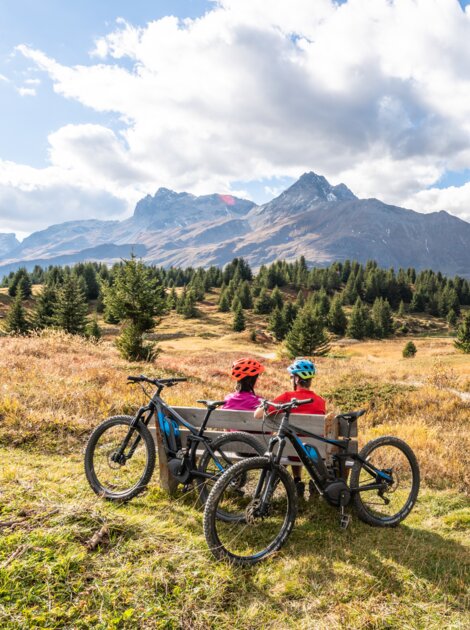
[150, 407, 358, 493]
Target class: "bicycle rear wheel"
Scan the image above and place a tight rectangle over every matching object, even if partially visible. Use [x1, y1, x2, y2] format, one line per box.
[197, 431, 265, 519]
[351, 436, 420, 527]
[84, 415, 156, 501]
[203, 457, 298, 565]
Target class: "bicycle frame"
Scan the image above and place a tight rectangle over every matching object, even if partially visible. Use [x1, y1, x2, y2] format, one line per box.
[118, 385, 233, 480]
[260, 410, 393, 500]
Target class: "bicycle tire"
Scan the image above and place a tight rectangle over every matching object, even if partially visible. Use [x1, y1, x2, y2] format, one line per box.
[203, 456, 298, 566]
[351, 436, 420, 527]
[84, 415, 156, 502]
[197, 431, 265, 518]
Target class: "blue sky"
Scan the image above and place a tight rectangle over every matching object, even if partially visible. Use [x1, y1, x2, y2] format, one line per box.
[0, 1, 211, 166]
[1, 0, 470, 238]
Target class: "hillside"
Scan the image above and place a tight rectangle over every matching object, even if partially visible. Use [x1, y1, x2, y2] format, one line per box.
[1, 172, 470, 275]
[0, 314, 469, 628]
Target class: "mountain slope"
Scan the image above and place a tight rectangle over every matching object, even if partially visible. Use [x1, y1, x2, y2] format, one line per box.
[1, 173, 469, 276]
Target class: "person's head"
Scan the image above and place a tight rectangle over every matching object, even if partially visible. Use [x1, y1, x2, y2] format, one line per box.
[287, 358, 316, 391]
[231, 358, 265, 393]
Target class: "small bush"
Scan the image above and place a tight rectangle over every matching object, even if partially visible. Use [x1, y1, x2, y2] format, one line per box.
[403, 341, 417, 358]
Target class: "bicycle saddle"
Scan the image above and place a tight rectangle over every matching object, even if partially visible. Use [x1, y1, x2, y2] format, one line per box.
[196, 400, 226, 409]
[336, 409, 367, 422]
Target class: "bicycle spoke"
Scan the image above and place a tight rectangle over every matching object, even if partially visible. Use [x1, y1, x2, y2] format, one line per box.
[93, 425, 149, 495]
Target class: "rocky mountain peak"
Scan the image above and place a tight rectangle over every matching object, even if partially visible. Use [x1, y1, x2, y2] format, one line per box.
[0, 233, 20, 258]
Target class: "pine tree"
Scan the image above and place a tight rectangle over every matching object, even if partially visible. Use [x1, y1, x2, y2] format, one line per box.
[103, 256, 165, 360]
[327, 295, 347, 335]
[236, 281, 253, 309]
[295, 290, 305, 309]
[116, 322, 157, 362]
[182, 289, 198, 318]
[85, 315, 102, 341]
[16, 275, 32, 300]
[254, 288, 273, 314]
[454, 313, 470, 354]
[347, 297, 366, 339]
[402, 341, 417, 358]
[447, 309, 457, 327]
[82, 263, 100, 300]
[269, 307, 287, 341]
[285, 307, 330, 358]
[167, 287, 178, 310]
[53, 275, 88, 334]
[232, 304, 246, 332]
[231, 295, 243, 313]
[33, 284, 57, 329]
[398, 300, 406, 317]
[4, 292, 29, 334]
[8, 268, 32, 298]
[218, 289, 231, 313]
[271, 286, 283, 310]
[372, 297, 394, 338]
[282, 301, 297, 331]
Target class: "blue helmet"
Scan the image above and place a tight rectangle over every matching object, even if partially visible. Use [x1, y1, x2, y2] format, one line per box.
[287, 359, 316, 380]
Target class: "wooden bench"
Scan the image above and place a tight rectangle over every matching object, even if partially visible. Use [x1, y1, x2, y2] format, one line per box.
[150, 407, 357, 493]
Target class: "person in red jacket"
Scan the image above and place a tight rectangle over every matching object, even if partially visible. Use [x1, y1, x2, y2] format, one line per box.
[254, 358, 326, 497]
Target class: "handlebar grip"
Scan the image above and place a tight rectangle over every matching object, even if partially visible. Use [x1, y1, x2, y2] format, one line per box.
[171, 378, 187, 382]
[127, 375, 142, 382]
[296, 398, 313, 406]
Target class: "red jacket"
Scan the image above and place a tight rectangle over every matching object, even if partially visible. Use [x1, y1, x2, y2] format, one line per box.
[269, 388, 326, 415]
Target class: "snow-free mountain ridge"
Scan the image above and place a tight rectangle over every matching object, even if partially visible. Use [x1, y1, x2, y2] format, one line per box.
[1, 172, 469, 276]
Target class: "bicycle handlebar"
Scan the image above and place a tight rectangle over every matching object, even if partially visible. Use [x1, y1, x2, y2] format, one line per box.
[262, 398, 313, 412]
[127, 375, 187, 387]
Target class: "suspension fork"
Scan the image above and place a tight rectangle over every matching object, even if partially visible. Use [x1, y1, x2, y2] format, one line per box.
[113, 407, 152, 461]
[255, 436, 286, 507]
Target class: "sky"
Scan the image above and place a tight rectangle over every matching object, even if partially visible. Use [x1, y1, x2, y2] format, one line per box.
[1, 0, 470, 240]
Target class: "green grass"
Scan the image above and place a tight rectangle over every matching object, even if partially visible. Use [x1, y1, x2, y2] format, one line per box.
[1, 448, 468, 629]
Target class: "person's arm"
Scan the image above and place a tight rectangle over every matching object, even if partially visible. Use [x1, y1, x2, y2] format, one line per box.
[254, 393, 288, 419]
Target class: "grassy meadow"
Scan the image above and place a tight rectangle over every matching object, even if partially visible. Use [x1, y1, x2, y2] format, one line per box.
[0, 288, 469, 628]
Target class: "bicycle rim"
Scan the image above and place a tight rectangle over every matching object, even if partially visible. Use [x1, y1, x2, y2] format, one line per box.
[356, 443, 416, 522]
[208, 460, 296, 563]
[91, 423, 150, 497]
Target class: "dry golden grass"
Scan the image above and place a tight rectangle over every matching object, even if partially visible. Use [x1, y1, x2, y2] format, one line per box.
[0, 317, 469, 628]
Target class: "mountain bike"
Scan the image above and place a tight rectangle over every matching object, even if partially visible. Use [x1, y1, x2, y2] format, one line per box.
[84, 375, 265, 517]
[203, 398, 420, 565]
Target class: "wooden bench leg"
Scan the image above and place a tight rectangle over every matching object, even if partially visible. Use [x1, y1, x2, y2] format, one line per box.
[325, 412, 339, 467]
[155, 422, 179, 496]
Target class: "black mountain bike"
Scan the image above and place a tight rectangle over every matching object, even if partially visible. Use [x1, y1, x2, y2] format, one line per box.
[203, 398, 420, 565]
[84, 375, 265, 515]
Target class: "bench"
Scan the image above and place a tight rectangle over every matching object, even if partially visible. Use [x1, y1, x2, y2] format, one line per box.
[150, 407, 358, 493]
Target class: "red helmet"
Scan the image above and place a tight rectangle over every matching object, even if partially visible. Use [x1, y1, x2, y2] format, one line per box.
[231, 358, 265, 381]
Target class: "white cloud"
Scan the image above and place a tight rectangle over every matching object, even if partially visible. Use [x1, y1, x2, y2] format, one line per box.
[403, 183, 470, 223]
[1, 0, 469, 235]
[16, 86, 36, 97]
[0, 74, 9, 82]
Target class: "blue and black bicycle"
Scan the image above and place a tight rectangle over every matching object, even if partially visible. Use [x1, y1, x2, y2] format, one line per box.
[203, 398, 420, 565]
[84, 375, 264, 515]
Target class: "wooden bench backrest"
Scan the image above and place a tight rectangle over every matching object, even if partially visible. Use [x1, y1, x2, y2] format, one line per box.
[150, 407, 358, 493]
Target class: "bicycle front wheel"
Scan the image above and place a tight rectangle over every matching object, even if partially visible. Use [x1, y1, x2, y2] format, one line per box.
[84, 415, 156, 501]
[351, 436, 420, 527]
[203, 457, 298, 566]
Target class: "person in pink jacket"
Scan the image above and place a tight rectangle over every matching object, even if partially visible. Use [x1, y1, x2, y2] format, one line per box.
[222, 358, 265, 410]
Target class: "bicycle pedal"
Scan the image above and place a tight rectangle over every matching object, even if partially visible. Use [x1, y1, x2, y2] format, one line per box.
[339, 513, 351, 529]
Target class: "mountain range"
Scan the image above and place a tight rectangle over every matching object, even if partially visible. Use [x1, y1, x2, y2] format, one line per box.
[1, 172, 469, 277]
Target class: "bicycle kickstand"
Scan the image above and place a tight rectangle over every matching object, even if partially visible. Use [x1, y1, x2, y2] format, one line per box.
[339, 491, 351, 530]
